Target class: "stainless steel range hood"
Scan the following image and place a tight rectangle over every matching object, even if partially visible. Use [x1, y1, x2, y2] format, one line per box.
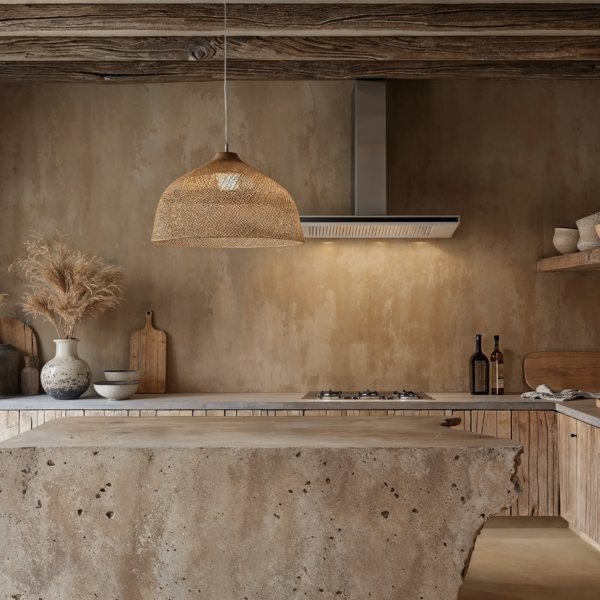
[300, 80, 459, 239]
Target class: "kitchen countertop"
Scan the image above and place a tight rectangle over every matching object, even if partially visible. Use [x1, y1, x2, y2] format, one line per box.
[1, 392, 599, 427]
[0, 391, 554, 411]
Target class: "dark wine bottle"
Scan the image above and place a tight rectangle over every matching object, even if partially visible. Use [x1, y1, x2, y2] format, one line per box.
[469, 334, 489, 395]
[490, 335, 504, 395]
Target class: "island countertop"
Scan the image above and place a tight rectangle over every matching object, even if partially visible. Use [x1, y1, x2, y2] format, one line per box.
[0, 415, 522, 599]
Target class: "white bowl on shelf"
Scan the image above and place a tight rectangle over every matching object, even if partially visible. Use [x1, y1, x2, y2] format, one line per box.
[94, 380, 139, 401]
[104, 370, 140, 382]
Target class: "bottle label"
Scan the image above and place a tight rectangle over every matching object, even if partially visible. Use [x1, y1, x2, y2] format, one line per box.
[474, 361, 487, 392]
[493, 363, 504, 389]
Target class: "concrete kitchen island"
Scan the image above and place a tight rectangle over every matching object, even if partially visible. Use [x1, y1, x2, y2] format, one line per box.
[0, 415, 521, 600]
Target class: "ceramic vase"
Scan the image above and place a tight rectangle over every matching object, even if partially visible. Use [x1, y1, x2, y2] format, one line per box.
[0, 344, 19, 396]
[553, 228, 580, 255]
[576, 212, 600, 251]
[41, 339, 91, 400]
[21, 356, 39, 396]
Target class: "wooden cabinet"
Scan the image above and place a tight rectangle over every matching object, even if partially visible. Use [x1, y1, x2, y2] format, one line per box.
[558, 413, 600, 545]
[452, 410, 559, 516]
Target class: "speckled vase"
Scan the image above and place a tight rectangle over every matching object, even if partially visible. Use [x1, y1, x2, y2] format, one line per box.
[41, 339, 91, 400]
[576, 212, 600, 251]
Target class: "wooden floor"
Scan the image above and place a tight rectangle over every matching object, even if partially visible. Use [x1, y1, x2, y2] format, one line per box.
[459, 517, 600, 600]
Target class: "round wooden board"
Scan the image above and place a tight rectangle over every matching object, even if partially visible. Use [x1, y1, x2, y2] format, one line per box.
[524, 351, 600, 392]
[0, 317, 39, 393]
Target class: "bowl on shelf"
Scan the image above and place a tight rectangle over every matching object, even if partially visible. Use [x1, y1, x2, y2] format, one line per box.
[104, 370, 140, 382]
[553, 228, 580, 255]
[594, 224, 600, 248]
[576, 212, 600, 251]
[94, 380, 139, 401]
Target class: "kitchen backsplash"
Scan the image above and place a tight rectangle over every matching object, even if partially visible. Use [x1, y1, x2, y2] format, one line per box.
[1, 80, 599, 393]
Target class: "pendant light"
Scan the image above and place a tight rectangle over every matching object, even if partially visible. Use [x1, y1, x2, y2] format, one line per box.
[152, 2, 304, 248]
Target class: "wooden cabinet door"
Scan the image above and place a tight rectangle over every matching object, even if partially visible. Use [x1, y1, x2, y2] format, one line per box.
[559, 415, 600, 544]
[558, 413, 578, 524]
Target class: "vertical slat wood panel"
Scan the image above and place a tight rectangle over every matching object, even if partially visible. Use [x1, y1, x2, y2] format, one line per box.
[429, 410, 445, 417]
[589, 427, 600, 544]
[451, 411, 465, 430]
[0, 411, 19, 442]
[537, 412, 549, 516]
[19, 410, 39, 434]
[496, 411, 512, 516]
[512, 411, 530, 516]
[529, 411, 539, 516]
[558, 413, 578, 524]
[548, 411, 559, 517]
[44, 410, 57, 423]
[586, 423, 598, 544]
[65, 410, 84, 418]
[497, 412, 511, 439]
[576, 420, 590, 533]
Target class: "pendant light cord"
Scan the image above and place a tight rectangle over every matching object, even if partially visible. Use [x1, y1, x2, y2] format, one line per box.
[224, 0, 228, 153]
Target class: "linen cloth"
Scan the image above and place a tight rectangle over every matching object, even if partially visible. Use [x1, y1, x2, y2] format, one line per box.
[521, 384, 600, 402]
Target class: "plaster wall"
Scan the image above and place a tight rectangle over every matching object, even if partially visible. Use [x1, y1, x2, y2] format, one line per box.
[0, 80, 598, 393]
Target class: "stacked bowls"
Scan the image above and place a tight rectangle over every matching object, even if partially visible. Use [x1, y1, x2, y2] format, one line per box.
[94, 370, 140, 401]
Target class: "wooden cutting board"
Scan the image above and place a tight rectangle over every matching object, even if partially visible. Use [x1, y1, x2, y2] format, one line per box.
[0, 317, 39, 394]
[130, 310, 166, 394]
[524, 351, 600, 392]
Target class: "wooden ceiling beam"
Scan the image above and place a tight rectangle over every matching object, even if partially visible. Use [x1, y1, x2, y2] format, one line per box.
[2, 4, 600, 33]
[4, 36, 600, 62]
[2, 59, 600, 82]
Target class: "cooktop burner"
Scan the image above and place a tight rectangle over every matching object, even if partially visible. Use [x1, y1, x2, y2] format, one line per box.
[305, 390, 432, 400]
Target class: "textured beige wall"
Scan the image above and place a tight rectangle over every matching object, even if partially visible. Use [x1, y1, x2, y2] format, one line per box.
[0, 80, 599, 394]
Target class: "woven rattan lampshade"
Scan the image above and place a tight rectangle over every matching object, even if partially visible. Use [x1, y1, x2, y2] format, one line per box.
[152, 152, 305, 248]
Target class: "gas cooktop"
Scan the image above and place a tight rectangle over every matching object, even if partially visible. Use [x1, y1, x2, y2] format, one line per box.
[302, 390, 432, 400]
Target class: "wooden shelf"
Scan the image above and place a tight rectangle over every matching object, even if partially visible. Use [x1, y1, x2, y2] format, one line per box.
[537, 249, 600, 273]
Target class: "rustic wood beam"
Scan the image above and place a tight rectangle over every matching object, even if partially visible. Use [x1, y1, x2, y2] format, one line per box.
[5, 35, 600, 62]
[1, 60, 600, 82]
[2, 4, 600, 33]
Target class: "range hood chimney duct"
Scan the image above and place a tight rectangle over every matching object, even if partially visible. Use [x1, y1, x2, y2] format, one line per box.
[352, 79, 387, 217]
[300, 80, 459, 239]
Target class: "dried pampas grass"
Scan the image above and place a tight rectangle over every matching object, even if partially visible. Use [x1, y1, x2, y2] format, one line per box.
[11, 233, 125, 339]
[0, 293, 7, 309]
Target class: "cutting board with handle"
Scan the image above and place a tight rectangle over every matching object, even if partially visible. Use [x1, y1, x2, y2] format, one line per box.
[130, 310, 166, 394]
[524, 351, 600, 393]
[0, 317, 38, 394]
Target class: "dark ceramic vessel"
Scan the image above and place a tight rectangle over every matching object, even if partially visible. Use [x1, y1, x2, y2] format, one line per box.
[0, 344, 19, 396]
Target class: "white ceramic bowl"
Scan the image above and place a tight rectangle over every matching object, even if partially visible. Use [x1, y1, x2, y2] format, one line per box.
[104, 370, 140, 382]
[94, 380, 139, 401]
